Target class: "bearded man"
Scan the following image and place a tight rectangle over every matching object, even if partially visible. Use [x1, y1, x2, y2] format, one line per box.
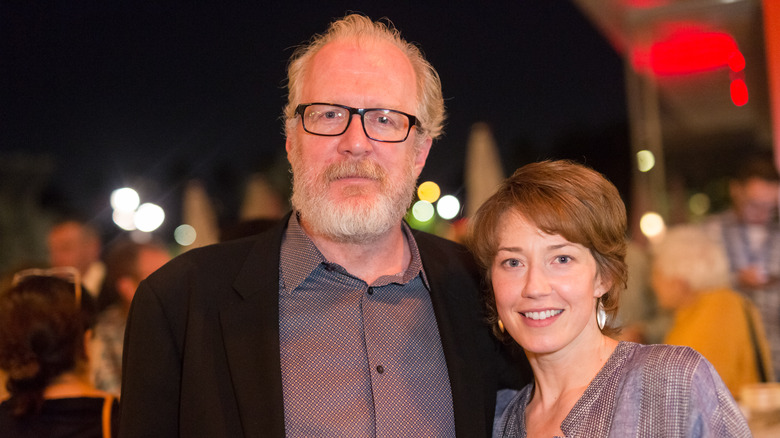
[119, 14, 528, 438]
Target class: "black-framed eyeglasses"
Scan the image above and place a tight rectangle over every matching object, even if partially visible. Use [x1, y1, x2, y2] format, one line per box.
[12, 266, 83, 308]
[295, 103, 418, 143]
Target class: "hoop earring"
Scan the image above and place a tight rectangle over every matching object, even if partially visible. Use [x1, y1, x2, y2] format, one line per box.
[597, 300, 607, 331]
[497, 319, 505, 333]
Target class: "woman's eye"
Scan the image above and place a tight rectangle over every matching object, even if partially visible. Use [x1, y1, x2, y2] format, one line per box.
[555, 255, 572, 264]
[502, 258, 521, 268]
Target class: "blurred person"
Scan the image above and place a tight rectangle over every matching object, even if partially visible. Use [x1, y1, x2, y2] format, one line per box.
[614, 241, 672, 344]
[0, 263, 45, 403]
[0, 268, 118, 437]
[47, 219, 105, 299]
[119, 14, 528, 438]
[653, 224, 774, 397]
[703, 153, 780, 380]
[469, 160, 749, 437]
[90, 239, 170, 396]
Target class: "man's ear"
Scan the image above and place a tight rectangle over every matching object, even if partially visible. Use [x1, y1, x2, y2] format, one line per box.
[413, 137, 433, 178]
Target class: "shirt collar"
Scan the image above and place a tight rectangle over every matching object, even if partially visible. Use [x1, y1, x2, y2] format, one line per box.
[280, 212, 429, 292]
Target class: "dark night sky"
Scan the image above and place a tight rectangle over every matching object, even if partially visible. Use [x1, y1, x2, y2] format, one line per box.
[1, 1, 629, 232]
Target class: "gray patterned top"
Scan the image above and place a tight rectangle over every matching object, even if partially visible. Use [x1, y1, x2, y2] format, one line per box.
[496, 342, 751, 437]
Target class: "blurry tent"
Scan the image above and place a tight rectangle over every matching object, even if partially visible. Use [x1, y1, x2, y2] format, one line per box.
[182, 180, 220, 249]
[240, 173, 286, 221]
[464, 122, 505, 217]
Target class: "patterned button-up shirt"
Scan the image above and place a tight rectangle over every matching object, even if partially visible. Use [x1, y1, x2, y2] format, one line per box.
[279, 213, 455, 437]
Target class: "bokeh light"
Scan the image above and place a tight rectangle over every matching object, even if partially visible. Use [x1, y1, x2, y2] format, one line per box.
[112, 210, 137, 231]
[411, 200, 435, 223]
[417, 181, 441, 203]
[110, 187, 140, 212]
[688, 193, 711, 216]
[640, 211, 666, 240]
[174, 224, 197, 246]
[134, 203, 165, 232]
[636, 150, 655, 172]
[436, 195, 460, 220]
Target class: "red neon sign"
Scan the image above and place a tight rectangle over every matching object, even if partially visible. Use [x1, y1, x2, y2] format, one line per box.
[730, 78, 749, 106]
[634, 31, 744, 75]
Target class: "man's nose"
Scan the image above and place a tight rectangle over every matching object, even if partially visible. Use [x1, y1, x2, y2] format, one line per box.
[337, 114, 374, 156]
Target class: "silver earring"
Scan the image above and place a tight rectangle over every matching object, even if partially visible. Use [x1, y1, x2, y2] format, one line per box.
[597, 300, 607, 331]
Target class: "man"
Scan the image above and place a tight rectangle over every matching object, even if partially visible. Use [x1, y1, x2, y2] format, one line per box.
[703, 153, 780, 380]
[90, 239, 171, 395]
[47, 219, 105, 298]
[119, 14, 527, 438]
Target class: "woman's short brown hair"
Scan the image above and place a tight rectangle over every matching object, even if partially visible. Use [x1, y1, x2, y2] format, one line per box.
[466, 160, 628, 342]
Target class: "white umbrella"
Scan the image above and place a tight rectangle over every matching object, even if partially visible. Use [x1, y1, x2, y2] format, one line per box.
[464, 122, 505, 217]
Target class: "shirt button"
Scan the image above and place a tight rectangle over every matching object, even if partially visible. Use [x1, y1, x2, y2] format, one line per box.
[376, 365, 384, 374]
[367, 287, 374, 295]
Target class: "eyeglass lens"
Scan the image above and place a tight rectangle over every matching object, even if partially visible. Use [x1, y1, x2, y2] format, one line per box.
[300, 104, 412, 142]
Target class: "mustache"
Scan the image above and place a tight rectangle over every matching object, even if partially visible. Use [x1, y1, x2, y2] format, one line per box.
[324, 160, 386, 182]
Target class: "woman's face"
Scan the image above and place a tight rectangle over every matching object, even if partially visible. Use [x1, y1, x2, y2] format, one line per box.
[491, 210, 608, 356]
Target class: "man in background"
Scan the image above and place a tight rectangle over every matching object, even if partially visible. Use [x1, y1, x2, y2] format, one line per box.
[47, 219, 105, 298]
[90, 239, 170, 395]
[704, 152, 780, 381]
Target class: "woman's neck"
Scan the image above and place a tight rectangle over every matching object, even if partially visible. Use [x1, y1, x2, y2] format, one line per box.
[43, 371, 108, 399]
[522, 334, 618, 437]
[528, 334, 618, 407]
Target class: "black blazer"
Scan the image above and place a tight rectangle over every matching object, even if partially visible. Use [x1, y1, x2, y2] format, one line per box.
[118, 217, 528, 438]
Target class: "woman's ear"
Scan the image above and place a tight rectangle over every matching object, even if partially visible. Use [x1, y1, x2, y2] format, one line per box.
[594, 273, 611, 299]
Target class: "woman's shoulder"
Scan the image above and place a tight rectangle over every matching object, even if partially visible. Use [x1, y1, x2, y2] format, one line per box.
[618, 342, 727, 396]
[621, 341, 704, 370]
[0, 396, 117, 438]
[613, 344, 750, 436]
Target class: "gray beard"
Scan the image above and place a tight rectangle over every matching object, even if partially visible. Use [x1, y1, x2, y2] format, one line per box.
[289, 152, 417, 244]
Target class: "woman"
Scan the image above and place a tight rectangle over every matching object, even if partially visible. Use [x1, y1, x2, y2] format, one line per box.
[0, 268, 118, 438]
[468, 160, 749, 437]
[653, 225, 774, 397]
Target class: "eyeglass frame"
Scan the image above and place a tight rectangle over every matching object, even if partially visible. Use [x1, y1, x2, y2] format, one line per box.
[294, 103, 419, 143]
[12, 266, 83, 308]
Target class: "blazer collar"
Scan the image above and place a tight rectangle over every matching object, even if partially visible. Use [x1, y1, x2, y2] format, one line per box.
[221, 214, 290, 438]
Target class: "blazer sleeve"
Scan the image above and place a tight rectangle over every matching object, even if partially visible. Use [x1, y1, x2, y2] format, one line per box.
[118, 278, 183, 437]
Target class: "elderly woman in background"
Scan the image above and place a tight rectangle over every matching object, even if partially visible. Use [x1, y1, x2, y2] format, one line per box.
[652, 224, 774, 397]
[468, 160, 749, 437]
[0, 269, 118, 438]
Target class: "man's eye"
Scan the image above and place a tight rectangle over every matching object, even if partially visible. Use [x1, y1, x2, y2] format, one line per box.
[368, 112, 401, 128]
[323, 111, 339, 119]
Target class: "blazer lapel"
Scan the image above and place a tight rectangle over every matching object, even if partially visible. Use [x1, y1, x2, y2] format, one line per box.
[220, 219, 288, 438]
[415, 232, 489, 436]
